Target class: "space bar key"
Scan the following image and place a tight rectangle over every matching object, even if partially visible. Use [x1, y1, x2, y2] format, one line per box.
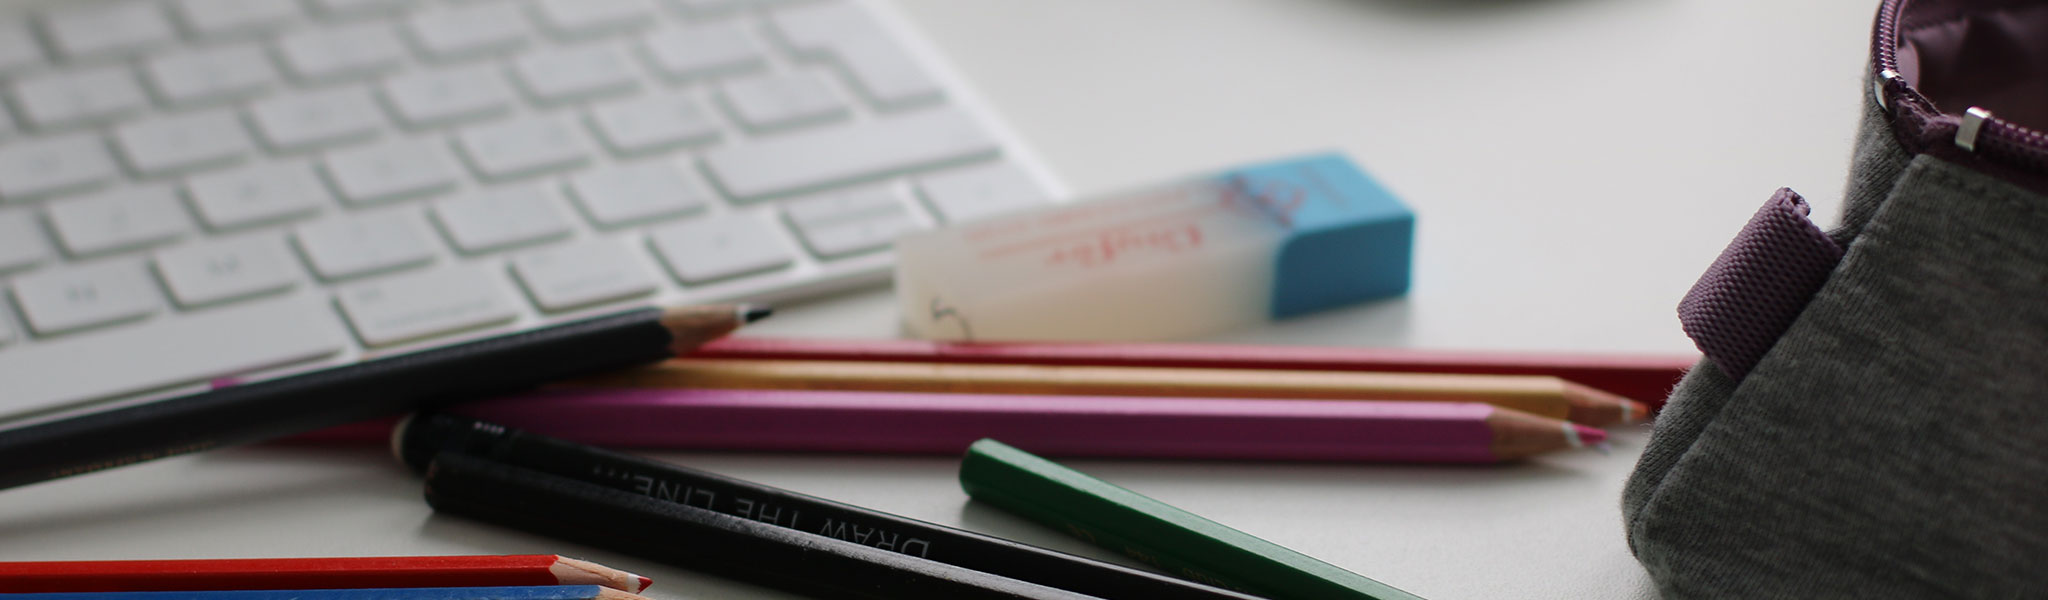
[0, 294, 350, 421]
[702, 108, 1001, 200]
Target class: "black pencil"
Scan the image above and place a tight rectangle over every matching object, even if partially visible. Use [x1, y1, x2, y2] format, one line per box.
[0, 304, 770, 491]
[420, 452, 1103, 600]
[395, 414, 1262, 600]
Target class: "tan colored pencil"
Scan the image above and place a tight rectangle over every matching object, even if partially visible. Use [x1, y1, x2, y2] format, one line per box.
[572, 358, 1640, 426]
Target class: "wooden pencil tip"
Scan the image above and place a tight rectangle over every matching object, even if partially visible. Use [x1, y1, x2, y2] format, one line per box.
[1561, 381, 1638, 427]
[659, 304, 773, 356]
[1571, 424, 1607, 447]
[552, 556, 650, 594]
[1623, 399, 1651, 423]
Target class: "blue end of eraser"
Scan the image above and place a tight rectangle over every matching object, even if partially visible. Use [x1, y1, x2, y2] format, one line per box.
[1220, 152, 1414, 320]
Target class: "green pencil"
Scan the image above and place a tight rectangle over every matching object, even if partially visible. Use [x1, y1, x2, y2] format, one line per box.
[958, 439, 1426, 600]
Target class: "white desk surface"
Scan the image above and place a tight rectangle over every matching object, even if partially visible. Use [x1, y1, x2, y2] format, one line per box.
[0, 1, 1881, 598]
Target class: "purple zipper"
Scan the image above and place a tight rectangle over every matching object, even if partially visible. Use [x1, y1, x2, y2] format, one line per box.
[1872, 0, 2048, 177]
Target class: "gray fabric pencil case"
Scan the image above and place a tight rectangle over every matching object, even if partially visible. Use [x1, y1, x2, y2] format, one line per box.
[1622, 0, 2048, 596]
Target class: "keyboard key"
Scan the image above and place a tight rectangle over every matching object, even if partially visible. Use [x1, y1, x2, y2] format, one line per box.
[639, 22, 766, 81]
[719, 71, 848, 131]
[322, 139, 462, 205]
[916, 161, 1049, 223]
[432, 185, 574, 253]
[113, 109, 255, 177]
[771, 2, 942, 108]
[782, 183, 916, 228]
[277, 22, 407, 81]
[154, 233, 300, 306]
[380, 64, 516, 128]
[783, 185, 924, 257]
[143, 43, 280, 107]
[703, 108, 999, 200]
[249, 87, 385, 151]
[512, 44, 641, 105]
[305, 0, 409, 18]
[186, 162, 330, 229]
[0, 293, 346, 416]
[0, 134, 120, 202]
[649, 213, 794, 283]
[0, 20, 45, 76]
[41, 3, 178, 60]
[532, 0, 656, 39]
[13, 66, 151, 130]
[664, 0, 771, 18]
[172, 0, 301, 38]
[587, 92, 721, 155]
[0, 209, 51, 272]
[568, 162, 710, 227]
[663, 0, 806, 15]
[405, 3, 531, 60]
[293, 208, 437, 279]
[337, 265, 518, 347]
[513, 238, 659, 311]
[11, 260, 160, 335]
[46, 187, 193, 256]
[456, 117, 592, 180]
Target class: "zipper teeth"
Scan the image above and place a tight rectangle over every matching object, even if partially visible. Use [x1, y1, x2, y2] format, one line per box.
[1875, 0, 1901, 75]
[1872, 0, 1942, 129]
[1985, 121, 2048, 167]
[1873, 0, 2048, 175]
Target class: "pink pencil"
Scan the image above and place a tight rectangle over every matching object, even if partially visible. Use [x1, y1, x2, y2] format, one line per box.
[403, 388, 1606, 463]
[692, 337, 1694, 408]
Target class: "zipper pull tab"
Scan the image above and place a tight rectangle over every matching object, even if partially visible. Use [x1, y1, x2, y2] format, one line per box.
[1873, 69, 1903, 111]
[1956, 106, 1992, 152]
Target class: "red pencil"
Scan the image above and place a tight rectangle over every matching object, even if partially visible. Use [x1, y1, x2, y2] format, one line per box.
[0, 555, 652, 594]
[694, 337, 1694, 408]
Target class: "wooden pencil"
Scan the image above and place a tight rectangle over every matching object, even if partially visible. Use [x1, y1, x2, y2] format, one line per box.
[418, 389, 1605, 462]
[0, 586, 650, 600]
[573, 358, 1638, 426]
[961, 439, 1425, 600]
[0, 555, 649, 594]
[396, 413, 1264, 600]
[420, 453, 1102, 600]
[0, 304, 769, 492]
[697, 336, 1690, 406]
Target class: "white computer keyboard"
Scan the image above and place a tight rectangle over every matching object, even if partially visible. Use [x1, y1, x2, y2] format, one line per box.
[0, 0, 1062, 425]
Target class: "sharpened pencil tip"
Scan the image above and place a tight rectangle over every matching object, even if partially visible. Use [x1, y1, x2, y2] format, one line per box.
[1561, 381, 1640, 427]
[1572, 424, 1607, 447]
[1624, 399, 1651, 423]
[635, 575, 652, 592]
[741, 305, 774, 323]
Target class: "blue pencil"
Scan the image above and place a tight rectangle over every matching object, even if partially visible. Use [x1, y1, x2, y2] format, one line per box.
[0, 585, 646, 600]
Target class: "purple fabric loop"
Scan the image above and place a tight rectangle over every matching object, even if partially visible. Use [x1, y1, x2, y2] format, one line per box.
[1678, 188, 1846, 381]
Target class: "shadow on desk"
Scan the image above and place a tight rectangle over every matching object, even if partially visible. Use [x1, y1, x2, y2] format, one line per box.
[1322, 0, 1629, 19]
[0, 446, 402, 539]
[954, 457, 1601, 556]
